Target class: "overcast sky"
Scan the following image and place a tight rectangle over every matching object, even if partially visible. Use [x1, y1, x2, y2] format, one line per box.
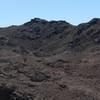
[0, 0, 100, 26]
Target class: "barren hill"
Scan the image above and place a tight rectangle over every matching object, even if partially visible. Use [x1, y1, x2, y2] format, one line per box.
[0, 18, 100, 100]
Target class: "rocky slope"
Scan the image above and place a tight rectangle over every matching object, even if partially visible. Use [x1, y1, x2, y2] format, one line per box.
[0, 18, 100, 100]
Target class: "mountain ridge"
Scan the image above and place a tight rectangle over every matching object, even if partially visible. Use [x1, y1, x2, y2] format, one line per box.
[0, 18, 100, 56]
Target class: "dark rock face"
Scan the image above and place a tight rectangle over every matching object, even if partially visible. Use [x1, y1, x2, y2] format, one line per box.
[0, 18, 100, 100]
[0, 86, 13, 100]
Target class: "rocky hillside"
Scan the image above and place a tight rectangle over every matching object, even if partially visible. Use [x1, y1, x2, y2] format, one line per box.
[0, 18, 100, 100]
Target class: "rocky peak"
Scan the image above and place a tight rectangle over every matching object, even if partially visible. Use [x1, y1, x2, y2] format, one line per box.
[23, 18, 48, 26]
[31, 18, 48, 23]
[29, 18, 48, 24]
[89, 18, 100, 25]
